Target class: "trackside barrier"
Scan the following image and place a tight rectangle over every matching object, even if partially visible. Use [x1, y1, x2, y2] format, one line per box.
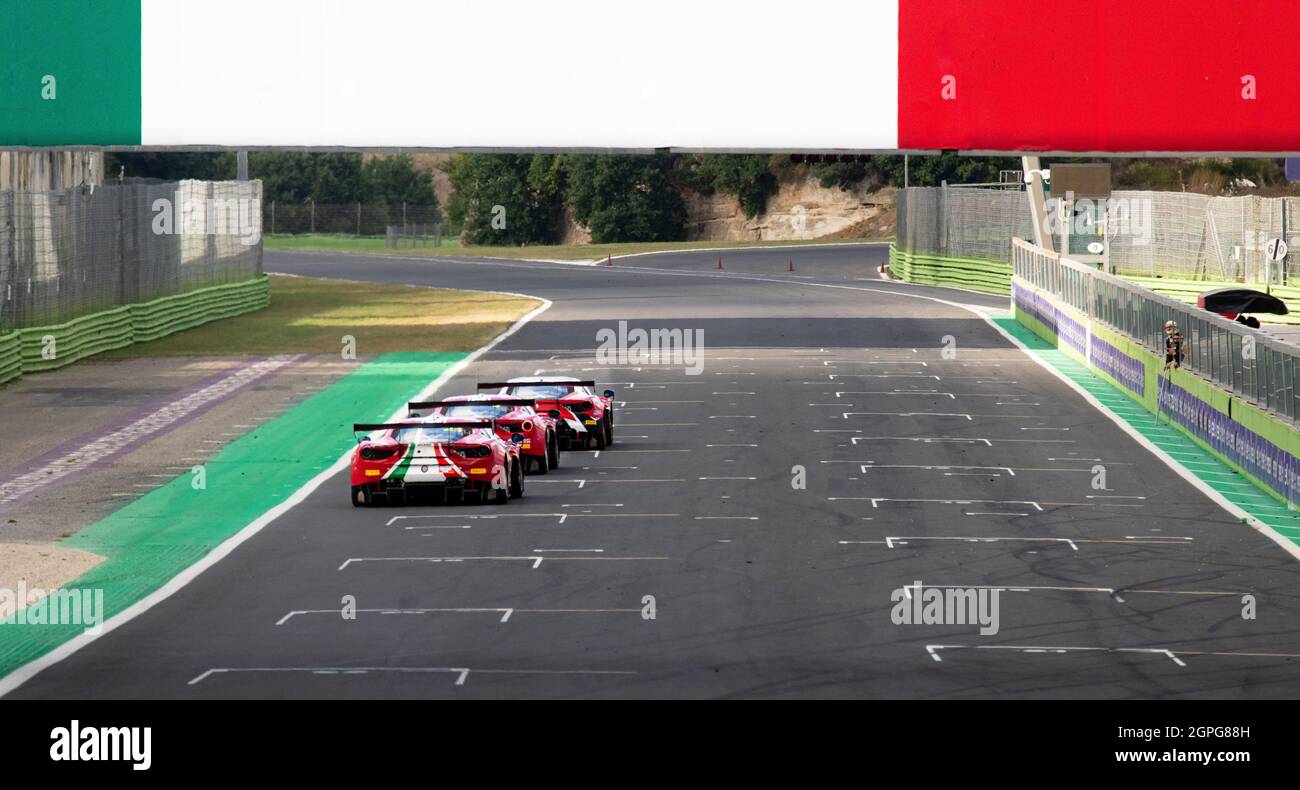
[888, 244, 1011, 294]
[0, 331, 20, 385]
[0, 276, 270, 383]
[1013, 238, 1300, 420]
[1012, 238, 1300, 510]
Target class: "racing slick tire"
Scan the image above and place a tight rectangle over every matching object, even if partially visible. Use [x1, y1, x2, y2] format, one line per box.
[547, 432, 560, 469]
[351, 485, 370, 507]
[603, 416, 613, 447]
[587, 424, 608, 450]
[509, 460, 525, 499]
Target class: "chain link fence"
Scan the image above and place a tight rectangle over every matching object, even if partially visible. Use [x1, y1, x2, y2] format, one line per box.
[896, 187, 1033, 262]
[0, 180, 262, 330]
[264, 202, 451, 237]
[898, 186, 1300, 283]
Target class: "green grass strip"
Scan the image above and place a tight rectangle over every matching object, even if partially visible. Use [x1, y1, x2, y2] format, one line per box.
[993, 317, 1300, 549]
[0, 351, 466, 678]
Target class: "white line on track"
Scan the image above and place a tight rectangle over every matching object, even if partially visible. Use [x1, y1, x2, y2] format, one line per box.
[187, 666, 637, 687]
[338, 555, 668, 571]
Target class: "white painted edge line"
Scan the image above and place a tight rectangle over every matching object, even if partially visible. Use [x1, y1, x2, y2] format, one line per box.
[0, 291, 555, 698]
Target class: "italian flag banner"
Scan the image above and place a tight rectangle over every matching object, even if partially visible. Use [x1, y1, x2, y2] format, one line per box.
[2, 0, 1297, 152]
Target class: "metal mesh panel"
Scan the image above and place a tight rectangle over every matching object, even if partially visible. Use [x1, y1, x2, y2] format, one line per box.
[896, 187, 1034, 261]
[1107, 191, 1288, 280]
[0, 180, 262, 330]
[263, 202, 443, 236]
[900, 186, 1300, 282]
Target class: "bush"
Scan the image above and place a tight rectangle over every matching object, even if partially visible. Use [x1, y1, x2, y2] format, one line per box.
[565, 154, 685, 242]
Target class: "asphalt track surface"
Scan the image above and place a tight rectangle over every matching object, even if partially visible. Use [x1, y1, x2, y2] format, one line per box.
[11, 243, 1300, 699]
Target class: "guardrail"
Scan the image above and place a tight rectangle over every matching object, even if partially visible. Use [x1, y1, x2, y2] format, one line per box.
[888, 245, 1011, 294]
[1012, 238, 1300, 421]
[0, 276, 269, 385]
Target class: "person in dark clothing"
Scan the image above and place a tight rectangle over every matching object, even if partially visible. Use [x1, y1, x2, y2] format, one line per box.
[1164, 320, 1184, 369]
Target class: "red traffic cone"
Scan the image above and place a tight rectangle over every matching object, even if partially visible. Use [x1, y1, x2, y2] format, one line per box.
[717, 257, 723, 270]
[607, 254, 613, 266]
[788, 259, 794, 272]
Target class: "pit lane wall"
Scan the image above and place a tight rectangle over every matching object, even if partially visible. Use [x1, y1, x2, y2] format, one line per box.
[0, 276, 269, 385]
[888, 244, 1011, 295]
[1013, 276, 1300, 509]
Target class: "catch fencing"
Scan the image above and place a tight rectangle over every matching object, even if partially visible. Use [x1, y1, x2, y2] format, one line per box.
[898, 186, 1300, 282]
[265, 202, 448, 237]
[0, 180, 263, 330]
[1013, 238, 1300, 420]
[895, 187, 1032, 263]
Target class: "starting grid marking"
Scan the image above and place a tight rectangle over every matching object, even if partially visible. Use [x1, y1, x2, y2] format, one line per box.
[338, 555, 669, 570]
[923, 644, 1300, 668]
[895, 583, 1244, 603]
[839, 536, 1195, 551]
[828, 497, 1145, 510]
[276, 606, 641, 625]
[387, 513, 678, 526]
[188, 666, 637, 687]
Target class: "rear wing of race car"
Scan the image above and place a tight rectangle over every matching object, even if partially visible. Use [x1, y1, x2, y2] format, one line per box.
[407, 398, 537, 416]
[352, 420, 497, 439]
[477, 380, 597, 390]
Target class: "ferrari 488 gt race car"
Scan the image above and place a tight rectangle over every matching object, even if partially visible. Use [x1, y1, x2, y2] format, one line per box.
[350, 419, 526, 506]
[407, 395, 559, 474]
[477, 377, 616, 450]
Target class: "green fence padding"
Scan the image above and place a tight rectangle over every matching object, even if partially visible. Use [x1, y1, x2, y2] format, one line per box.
[0, 332, 20, 386]
[889, 245, 1012, 295]
[2, 277, 270, 379]
[18, 307, 134, 372]
[129, 277, 270, 342]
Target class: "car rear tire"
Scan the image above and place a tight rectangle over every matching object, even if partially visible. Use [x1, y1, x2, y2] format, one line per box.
[509, 461, 525, 499]
[532, 451, 548, 475]
[588, 425, 607, 450]
[547, 433, 560, 469]
[351, 485, 369, 507]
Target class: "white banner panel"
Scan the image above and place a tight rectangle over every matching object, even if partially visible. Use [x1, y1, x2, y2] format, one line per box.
[140, 0, 899, 149]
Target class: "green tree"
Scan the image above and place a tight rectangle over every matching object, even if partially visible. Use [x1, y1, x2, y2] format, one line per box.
[361, 155, 437, 209]
[249, 152, 363, 204]
[444, 154, 562, 245]
[565, 154, 685, 243]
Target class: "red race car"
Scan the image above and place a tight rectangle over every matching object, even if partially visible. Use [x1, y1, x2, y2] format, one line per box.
[350, 419, 525, 507]
[478, 377, 616, 450]
[407, 395, 559, 474]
